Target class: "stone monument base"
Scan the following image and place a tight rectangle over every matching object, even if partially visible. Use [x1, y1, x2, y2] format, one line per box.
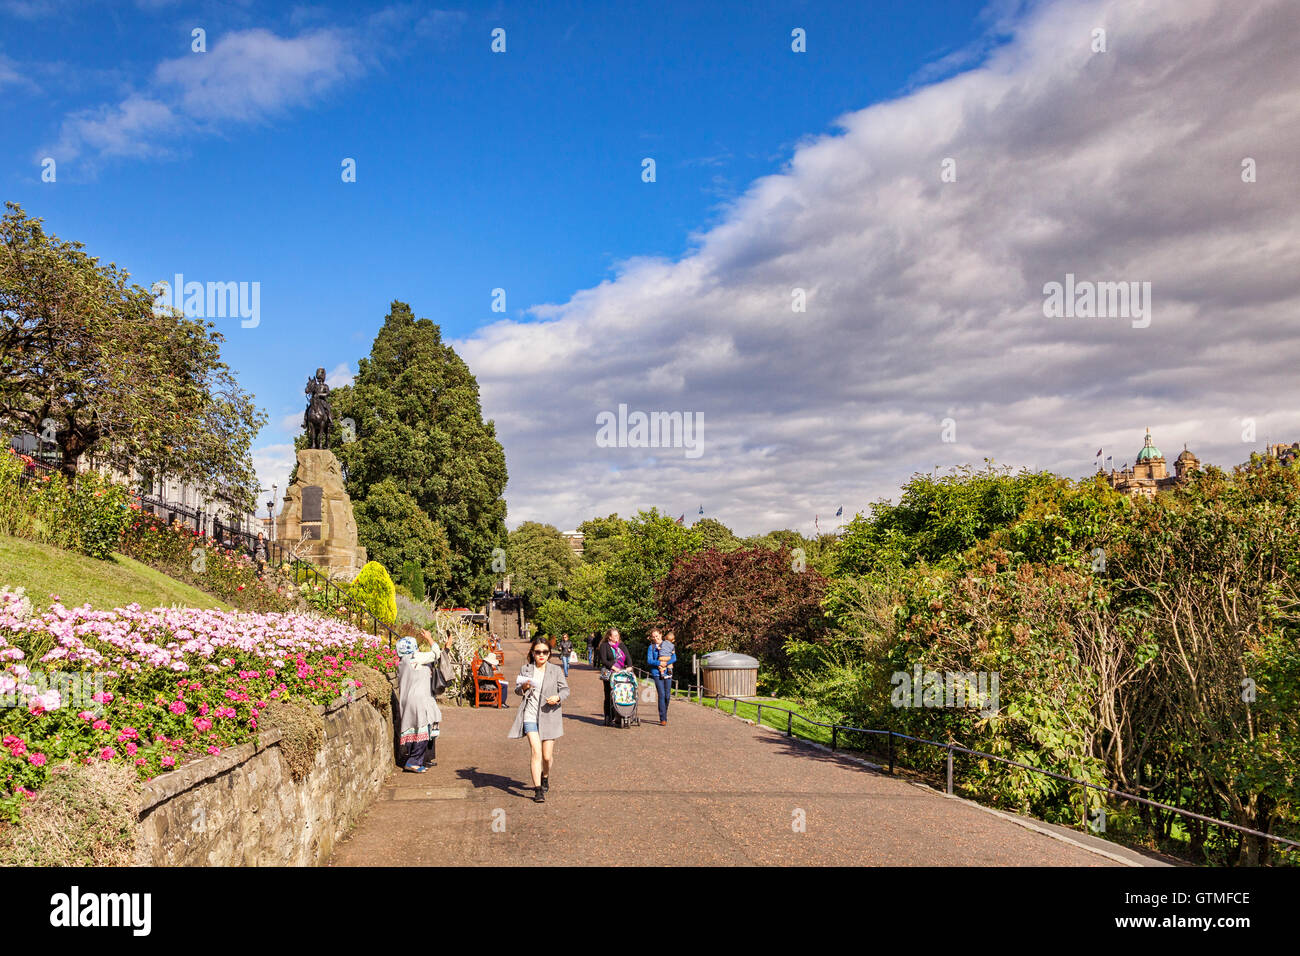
[276, 448, 368, 581]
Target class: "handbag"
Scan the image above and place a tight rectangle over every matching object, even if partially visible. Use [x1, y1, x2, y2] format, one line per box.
[435, 650, 455, 690]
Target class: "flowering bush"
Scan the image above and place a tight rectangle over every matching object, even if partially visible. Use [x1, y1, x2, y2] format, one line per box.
[119, 512, 303, 614]
[0, 599, 396, 820]
[0, 450, 130, 558]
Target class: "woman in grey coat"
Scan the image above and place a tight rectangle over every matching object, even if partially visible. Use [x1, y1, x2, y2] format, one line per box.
[397, 636, 442, 772]
[508, 638, 570, 802]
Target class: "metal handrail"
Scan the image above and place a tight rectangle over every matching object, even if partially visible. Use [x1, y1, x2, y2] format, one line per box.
[9, 452, 397, 648]
[677, 683, 1300, 853]
[128, 503, 399, 650]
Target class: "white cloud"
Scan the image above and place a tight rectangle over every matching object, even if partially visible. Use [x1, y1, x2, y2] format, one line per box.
[325, 362, 354, 389]
[252, 443, 298, 519]
[44, 24, 367, 164]
[452, 0, 1300, 536]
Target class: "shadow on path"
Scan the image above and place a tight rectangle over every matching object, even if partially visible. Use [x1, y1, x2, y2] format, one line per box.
[455, 766, 526, 797]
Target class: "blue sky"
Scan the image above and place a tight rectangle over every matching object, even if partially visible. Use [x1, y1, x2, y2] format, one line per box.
[5, 0, 1299, 534]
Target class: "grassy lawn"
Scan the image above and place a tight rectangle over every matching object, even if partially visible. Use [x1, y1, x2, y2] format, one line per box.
[686, 693, 842, 747]
[0, 534, 232, 612]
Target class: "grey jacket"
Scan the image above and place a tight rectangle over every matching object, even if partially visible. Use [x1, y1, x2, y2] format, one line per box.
[507, 661, 569, 740]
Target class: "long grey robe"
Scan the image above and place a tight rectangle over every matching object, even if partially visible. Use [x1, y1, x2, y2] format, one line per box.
[398, 652, 442, 745]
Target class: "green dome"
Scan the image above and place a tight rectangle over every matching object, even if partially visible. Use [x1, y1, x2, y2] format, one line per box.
[1136, 429, 1162, 461]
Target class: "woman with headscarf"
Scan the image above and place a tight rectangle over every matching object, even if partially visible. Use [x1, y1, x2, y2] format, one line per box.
[397, 635, 442, 773]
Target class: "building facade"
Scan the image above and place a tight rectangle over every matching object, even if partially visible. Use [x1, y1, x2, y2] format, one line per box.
[1106, 429, 1199, 499]
[7, 431, 261, 540]
[562, 530, 584, 558]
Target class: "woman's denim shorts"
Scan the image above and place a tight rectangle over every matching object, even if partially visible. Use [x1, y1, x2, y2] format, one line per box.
[523, 721, 539, 734]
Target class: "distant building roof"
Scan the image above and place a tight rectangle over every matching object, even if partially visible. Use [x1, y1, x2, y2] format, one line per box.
[1136, 428, 1163, 461]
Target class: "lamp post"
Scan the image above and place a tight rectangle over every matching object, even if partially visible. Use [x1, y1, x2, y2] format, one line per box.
[267, 482, 277, 542]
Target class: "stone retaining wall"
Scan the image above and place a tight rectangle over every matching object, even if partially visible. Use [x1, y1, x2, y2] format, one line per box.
[136, 686, 394, 866]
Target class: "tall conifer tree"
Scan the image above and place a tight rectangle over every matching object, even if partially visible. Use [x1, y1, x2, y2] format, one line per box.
[324, 301, 507, 605]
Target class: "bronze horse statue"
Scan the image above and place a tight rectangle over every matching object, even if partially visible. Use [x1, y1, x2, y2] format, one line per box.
[304, 367, 332, 449]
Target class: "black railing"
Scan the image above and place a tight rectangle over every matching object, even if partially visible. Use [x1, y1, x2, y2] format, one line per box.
[11, 451, 58, 486]
[8, 453, 401, 650]
[131, 496, 400, 651]
[666, 681, 1300, 856]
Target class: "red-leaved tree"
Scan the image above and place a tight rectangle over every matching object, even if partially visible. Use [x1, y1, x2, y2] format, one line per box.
[653, 547, 828, 667]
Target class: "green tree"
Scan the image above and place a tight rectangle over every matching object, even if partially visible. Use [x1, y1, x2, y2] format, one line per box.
[534, 563, 611, 638]
[352, 477, 451, 599]
[399, 561, 426, 602]
[691, 517, 739, 552]
[577, 513, 629, 564]
[831, 463, 1057, 576]
[506, 521, 577, 615]
[0, 203, 265, 504]
[323, 301, 507, 606]
[601, 509, 701, 644]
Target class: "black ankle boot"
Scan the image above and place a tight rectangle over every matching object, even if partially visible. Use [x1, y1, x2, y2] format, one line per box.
[541, 775, 550, 792]
[534, 786, 545, 803]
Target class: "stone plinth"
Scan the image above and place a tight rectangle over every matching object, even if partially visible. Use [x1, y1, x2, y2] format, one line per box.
[276, 449, 368, 579]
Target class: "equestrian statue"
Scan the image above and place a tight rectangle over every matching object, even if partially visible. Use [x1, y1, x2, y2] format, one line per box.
[303, 367, 333, 450]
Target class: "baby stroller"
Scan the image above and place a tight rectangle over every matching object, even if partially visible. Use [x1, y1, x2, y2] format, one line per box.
[606, 671, 640, 728]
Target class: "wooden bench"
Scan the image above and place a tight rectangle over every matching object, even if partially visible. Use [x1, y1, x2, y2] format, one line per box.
[471, 652, 505, 708]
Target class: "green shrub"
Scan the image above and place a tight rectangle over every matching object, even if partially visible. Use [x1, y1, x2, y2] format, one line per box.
[0, 451, 129, 558]
[351, 561, 397, 625]
[69, 472, 131, 559]
[118, 512, 302, 613]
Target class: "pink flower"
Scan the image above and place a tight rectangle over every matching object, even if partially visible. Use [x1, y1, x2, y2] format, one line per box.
[92, 719, 109, 731]
[193, 717, 212, 732]
[169, 701, 187, 715]
[198, 703, 209, 716]
[125, 742, 138, 756]
[161, 755, 175, 768]
[135, 758, 147, 766]
[78, 711, 93, 721]
[206, 745, 221, 755]
[28, 752, 47, 766]
[99, 747, 117, 760]
[28, 700, 45, 716]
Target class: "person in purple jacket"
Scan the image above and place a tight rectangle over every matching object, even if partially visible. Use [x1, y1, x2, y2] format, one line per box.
[597, 628, 633, 725]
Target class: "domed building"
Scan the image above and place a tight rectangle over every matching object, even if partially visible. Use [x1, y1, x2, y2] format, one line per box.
[1106, 429, 1198, 499]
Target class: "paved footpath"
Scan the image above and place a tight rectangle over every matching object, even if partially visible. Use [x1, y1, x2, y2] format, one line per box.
[330, 639, 1156, 867]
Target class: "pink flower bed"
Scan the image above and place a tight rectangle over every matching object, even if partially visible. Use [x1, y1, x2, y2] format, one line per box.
[0, 602, 396, 818]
